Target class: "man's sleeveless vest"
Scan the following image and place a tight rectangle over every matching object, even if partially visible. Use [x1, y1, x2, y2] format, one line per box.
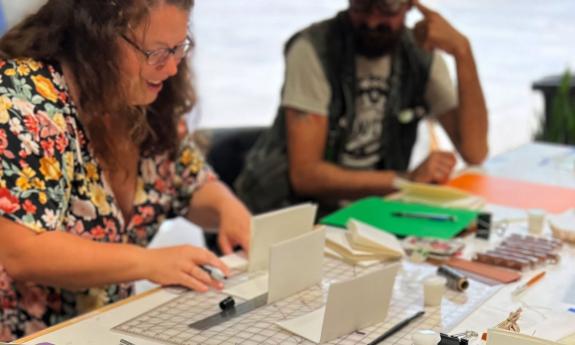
[235, 11, 433, 214]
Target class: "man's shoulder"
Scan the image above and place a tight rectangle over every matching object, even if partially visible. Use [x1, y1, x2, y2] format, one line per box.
[287, 12, 346, 49]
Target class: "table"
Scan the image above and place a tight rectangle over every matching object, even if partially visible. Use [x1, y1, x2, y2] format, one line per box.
[14, 142, 575, 344]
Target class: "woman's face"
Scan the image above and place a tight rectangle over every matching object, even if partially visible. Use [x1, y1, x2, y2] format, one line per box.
[118, 4, 190, 106]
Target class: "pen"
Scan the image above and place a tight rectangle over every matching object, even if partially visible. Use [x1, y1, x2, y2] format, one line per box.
[512, 271, 545, 296]
[392, 211, 456, 222]
[200, 265, 226, 282]
[367, 310, 425, 345]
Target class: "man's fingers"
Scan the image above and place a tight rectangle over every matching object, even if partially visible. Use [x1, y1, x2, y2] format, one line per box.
[413, 0, 434, 17]
[413, 20, 428, 45]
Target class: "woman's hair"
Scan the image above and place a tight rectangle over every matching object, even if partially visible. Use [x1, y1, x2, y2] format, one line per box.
[0, 0, 195, 167]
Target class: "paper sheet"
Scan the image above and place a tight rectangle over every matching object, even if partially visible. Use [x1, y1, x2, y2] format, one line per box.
[326, 227, 379, 257]
[522, 312, 575, 342]
[221, 252, 248, 271]
[324, 247, 382, 267]
[276, 307, 325, 343]
[249, 203, 317, 272]
[348, 219, 404, 256]
[223, 273, 268, 300]
[267, 229, 324, 304]
[276, 264, 400, 344]
[487, 329, 561, 345]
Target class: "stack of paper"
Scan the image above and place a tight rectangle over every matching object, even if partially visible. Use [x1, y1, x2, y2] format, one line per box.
[325, 220, 404, 266]
[395, 178, 485, 210]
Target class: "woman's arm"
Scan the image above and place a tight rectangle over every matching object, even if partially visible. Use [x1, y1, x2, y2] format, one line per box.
[0, 217, 229, 292]
[186, 180, 251, 254]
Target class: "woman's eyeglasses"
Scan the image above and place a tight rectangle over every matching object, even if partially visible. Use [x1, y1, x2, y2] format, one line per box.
[121, 34, 194, 66]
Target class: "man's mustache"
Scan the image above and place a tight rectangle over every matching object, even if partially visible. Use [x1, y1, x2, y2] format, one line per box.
[356, 23, 394, 35]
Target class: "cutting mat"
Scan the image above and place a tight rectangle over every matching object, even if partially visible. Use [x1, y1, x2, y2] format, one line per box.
[113, 257, 499, 344]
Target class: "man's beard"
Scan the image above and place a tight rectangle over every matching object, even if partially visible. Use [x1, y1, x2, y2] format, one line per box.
[352, 24, 404, 58]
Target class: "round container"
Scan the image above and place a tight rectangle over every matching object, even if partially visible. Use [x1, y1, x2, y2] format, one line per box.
[423, 276, 446, 307]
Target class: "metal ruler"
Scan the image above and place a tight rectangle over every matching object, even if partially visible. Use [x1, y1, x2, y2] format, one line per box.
[188, 293, 268, 330]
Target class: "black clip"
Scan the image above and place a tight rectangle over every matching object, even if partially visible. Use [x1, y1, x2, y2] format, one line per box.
[476, 212, 492, 240]
[439, 333, 468, 345]
[219, 296, 235, 311]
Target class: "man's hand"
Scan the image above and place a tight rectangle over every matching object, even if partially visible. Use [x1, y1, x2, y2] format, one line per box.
[409, 151, 456, 184]
[217, 197, 251, 255]
[413, 0, 469, 57]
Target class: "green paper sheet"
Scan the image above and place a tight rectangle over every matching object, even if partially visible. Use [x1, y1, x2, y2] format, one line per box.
[320, 197, 478, 239]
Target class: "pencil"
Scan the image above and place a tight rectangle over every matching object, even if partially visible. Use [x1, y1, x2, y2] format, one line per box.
[367, 311, 424, 345]
[512, 271, 546, 295]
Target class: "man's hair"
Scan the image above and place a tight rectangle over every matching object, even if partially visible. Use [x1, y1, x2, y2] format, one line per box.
[0, 0, 195, 168]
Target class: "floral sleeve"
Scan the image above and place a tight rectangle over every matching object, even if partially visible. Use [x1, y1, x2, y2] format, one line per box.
[0, 59, 72, 233]
[171, 133, 217, 217]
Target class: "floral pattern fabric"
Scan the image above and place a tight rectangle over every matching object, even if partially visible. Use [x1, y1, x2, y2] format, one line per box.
[0, 58, 213, 341]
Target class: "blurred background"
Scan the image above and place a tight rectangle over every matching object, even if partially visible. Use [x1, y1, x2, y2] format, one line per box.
[3, 0, 574, 292]
[190, 0, 575, 160]
[3, 0, 575, 159]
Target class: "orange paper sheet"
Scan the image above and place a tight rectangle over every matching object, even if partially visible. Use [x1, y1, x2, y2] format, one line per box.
[447, 173, 575, 213]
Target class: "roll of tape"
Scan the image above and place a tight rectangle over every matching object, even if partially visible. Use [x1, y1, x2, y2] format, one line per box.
[437, 265, 469, 291]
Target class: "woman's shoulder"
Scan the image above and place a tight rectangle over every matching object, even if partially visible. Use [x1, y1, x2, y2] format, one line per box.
[0, 58, 78, 142]
[0, 58, 69, 105]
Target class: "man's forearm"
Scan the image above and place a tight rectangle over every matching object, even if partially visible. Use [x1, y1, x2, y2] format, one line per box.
[454, 39, 489, 164]
[290, 161, 399, 200]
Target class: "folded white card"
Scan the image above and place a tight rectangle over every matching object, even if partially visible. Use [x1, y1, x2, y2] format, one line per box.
[277, 263, 400, 344]
[324, 247, 382, 267]
[487, 328, 561, 345]
[224, 228, 325, 301]
[347, 219, 405, 258]
[267, 228, 325, 304]
[223, 272, 268, 300]
[249, 203, 317, 272]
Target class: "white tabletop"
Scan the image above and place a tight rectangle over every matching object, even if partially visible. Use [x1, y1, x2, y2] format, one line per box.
[14, 142, 575, 344]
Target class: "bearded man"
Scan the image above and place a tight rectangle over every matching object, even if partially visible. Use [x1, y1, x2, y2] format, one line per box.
[236, 0, 488, 215]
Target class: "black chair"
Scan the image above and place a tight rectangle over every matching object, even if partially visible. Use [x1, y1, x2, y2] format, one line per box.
[200, 126, 266, 255]
[204, 126, 266, 190]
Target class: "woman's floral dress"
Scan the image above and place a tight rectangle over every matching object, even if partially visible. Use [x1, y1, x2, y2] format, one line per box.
[0, 58, 214, 341]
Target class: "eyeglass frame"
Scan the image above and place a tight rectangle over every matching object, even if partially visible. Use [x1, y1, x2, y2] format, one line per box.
[120, 33, 194, 66]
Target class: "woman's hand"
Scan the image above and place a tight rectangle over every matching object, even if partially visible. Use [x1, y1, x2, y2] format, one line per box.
[143, 245, 230, 292]
[217, 196, 251, 255]
[186, 180, 252, 255]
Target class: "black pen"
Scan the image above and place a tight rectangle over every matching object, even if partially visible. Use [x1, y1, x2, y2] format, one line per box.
[367, 310, 425, 345]
[392, 211, 456, 222]
[200, 265, 226, 282]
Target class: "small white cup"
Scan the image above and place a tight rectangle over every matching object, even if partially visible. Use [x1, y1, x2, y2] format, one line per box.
[528, 209, 546, 235]
[423, 276, 446, 307]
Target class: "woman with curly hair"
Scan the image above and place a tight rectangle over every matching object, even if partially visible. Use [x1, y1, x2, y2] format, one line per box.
[0, 0, 251, 340]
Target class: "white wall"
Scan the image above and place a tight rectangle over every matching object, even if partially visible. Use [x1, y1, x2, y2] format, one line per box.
[2, 0, 47, 30]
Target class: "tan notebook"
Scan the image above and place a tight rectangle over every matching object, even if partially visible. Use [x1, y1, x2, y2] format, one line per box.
[447, 257, 521, 284]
